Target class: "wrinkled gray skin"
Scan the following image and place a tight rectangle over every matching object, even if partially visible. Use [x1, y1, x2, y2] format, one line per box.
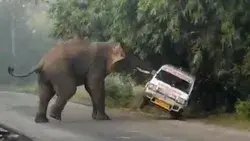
[8, 39, 126, 123]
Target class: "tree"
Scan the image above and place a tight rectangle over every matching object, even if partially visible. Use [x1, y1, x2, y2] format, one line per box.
[47, 0, 250, 113]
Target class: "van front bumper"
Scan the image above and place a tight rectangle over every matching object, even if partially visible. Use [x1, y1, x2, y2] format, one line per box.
[144, 89, 184, 112]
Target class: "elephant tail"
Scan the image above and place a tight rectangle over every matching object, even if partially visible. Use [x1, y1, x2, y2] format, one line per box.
[7, 59, 44, 78]
[7, 66, 40, 78]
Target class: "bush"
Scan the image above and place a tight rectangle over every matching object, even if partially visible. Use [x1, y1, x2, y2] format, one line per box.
[104, 73, 135, 107]
[235, 99, 250, 120]
[104, 73, 168, 116]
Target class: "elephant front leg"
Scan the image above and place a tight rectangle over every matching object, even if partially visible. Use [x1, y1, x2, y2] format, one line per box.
[85, 85, 97, 119]
[95, 89, 110, 120]
[87, 78, 110, 120]
[91, 102, 98, 119]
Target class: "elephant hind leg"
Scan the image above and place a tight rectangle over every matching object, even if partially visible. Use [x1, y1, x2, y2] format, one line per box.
[50, 77, 76, 121]
[35, 78, 55, 123]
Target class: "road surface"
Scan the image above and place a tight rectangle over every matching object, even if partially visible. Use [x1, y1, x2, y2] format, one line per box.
[0, 91, 250, 141]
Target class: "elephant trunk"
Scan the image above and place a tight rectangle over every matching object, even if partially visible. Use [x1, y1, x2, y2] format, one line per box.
[135, 67, 156, 75]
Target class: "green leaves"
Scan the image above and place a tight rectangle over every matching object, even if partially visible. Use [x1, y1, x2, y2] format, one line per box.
[47, 0, 250, 97]
[47, 0, 250, 70]
[43, 0, 250, 113]
[47, 0, 90, 38]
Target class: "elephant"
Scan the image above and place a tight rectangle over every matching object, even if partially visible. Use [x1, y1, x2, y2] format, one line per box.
[7, 38, 126, 123]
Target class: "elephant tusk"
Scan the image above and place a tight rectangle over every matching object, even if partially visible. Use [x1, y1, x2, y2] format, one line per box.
[135, 67, 151, 74]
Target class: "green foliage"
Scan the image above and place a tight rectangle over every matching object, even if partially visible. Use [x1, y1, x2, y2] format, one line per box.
[235, 99, 250, 120]
[105, 73, 135, 107]
[47, 0, 89, 39]
[47, 0, 250, 114]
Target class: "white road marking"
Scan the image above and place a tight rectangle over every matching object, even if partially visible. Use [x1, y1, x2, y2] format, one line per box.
[116, 136, 131, 139]
[129, 130, 141, 133]
[163, 136, 172, 140]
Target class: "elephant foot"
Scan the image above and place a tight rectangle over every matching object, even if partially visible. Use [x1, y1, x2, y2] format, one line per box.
[50, 112, 62, 121]
[35, 113, 49, 123]
[50, 106, 62, 121]
[92, 113, 97, 119]
[92, 111, 97, 119]
[95, 112, 111, 120]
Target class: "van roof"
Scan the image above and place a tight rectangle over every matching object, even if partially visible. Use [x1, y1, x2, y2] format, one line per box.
[161, 64, 196, 81]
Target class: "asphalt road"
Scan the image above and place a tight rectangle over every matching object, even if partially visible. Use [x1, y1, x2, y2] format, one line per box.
[0, 91, 250, 141]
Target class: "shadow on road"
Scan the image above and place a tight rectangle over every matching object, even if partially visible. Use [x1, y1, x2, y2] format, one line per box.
[0, 124, 33, 141]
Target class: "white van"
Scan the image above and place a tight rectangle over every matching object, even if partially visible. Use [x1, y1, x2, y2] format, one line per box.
[139, 64, 196, 119]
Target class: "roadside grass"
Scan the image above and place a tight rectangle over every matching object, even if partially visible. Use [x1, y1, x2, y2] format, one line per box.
[6, 83, 38, 94]
[199, 114, 250, 131]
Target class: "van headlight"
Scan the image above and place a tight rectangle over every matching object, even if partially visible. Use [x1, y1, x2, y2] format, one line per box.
[176, 97, 186, 105]
[147, 83, 157, 91]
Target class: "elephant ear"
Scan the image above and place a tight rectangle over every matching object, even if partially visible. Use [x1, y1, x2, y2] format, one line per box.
[112, 43, 122, 54]
[111, 43, 126, 62]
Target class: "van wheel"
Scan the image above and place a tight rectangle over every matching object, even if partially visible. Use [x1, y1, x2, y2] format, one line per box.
[139, 95, 149, 109]
[169, 111, 183, 120]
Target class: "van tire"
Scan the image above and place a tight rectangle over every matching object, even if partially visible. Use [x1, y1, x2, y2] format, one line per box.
[139, 96, 149, 109]
[169, 111, 183, 120]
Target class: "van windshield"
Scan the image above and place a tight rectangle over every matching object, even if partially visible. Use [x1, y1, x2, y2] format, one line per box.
[155, 69, 191, 94]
